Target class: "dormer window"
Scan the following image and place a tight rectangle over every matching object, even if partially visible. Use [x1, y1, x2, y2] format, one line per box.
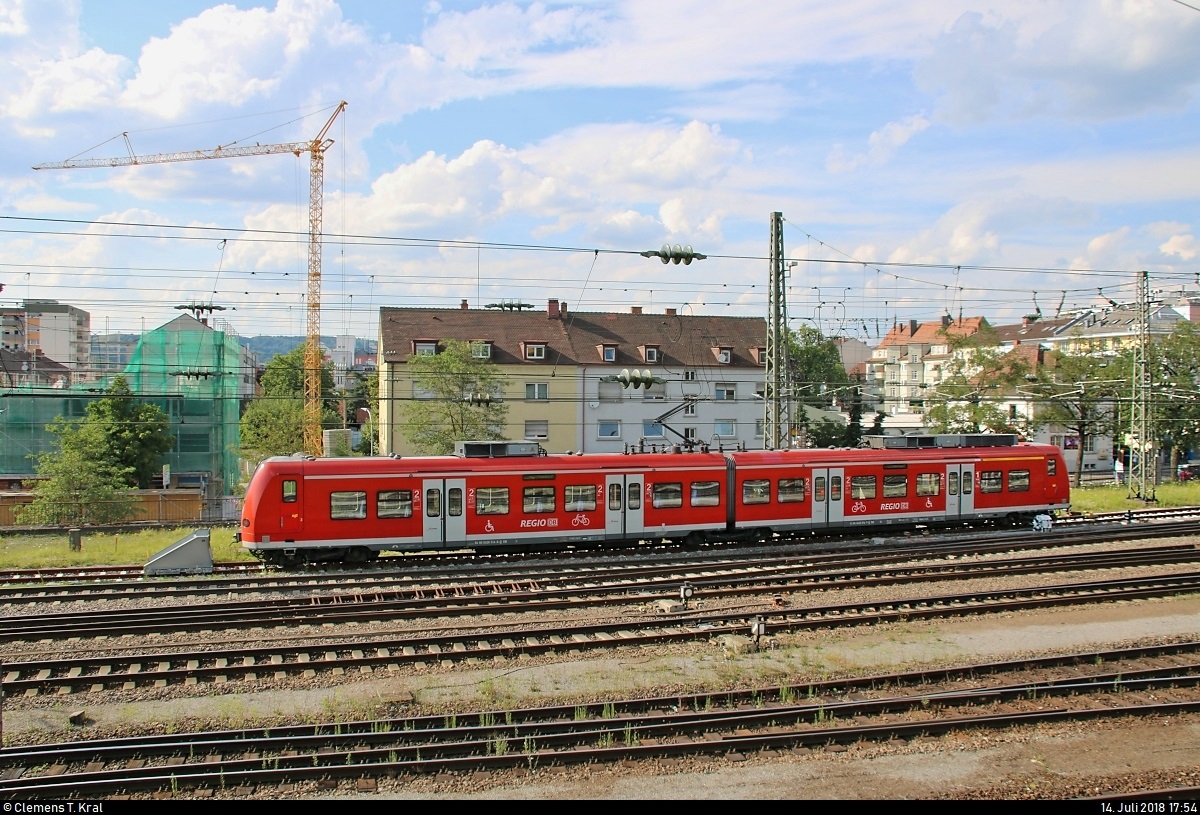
[713, 346, 732, 364]
[524, 342, 547, 360]
[640, 345, 660, 364]
[414, 341, 437, 356]
[597, 344, 617, 363]
[751, 346, 767, 364]
[470, 341, 492, 359]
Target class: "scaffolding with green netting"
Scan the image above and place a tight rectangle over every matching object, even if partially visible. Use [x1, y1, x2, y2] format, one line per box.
[0, 319, 249, 498]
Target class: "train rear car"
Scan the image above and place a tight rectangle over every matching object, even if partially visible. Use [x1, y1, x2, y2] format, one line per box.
[727, 434, 1069, 539]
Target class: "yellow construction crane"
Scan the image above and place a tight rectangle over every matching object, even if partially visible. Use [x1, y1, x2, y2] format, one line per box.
[34, 101, 348, 457]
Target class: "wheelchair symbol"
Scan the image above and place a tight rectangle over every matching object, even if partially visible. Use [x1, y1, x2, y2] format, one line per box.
[484, 520, 495, 533]
[572, 514, 590, 527]
[851, 501, 867, 513]
[925, 497, 934, 509]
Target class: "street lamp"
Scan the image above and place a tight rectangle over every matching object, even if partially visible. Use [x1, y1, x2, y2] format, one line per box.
[361, 407, 373, 456]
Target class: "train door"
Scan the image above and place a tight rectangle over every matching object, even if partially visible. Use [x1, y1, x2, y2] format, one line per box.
[945, 464, 975, 518]
[280, 477, 302, 533]
[604, 474, 645, 541]
[809, 468, 845, 528]
[421, 478, 465, 547]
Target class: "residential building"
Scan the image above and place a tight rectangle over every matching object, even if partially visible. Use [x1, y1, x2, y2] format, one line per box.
[0, 300, 90, 373]
[379, 299, 768, 455]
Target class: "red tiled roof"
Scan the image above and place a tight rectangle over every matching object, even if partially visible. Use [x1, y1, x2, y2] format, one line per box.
[380, 301, 767, 368]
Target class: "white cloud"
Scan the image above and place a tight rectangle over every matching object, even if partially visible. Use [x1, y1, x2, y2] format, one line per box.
[120, 0, 356, 117]
[827, 114, 930, 173]
[916, 1, 1200, 124]
[1160, 233, 1198, 261]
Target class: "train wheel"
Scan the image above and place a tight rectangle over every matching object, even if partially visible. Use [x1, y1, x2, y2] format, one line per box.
[683, 531, 704, 550]
[345, 546, 375, 564]
[277, 551, 305, 568]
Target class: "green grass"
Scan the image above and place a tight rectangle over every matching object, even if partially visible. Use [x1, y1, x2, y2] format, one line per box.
[1068, 480, 1200, 514]
[0, 481, 1195, 569]
[0, 525, 249, 569]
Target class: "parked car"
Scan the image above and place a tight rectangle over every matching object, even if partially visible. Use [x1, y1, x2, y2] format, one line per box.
[1177, 463, 1200, 482]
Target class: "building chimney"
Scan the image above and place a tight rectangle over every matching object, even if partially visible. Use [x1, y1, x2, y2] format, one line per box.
[909, 319, 918, 336]
[631, 306, 642, 315]
[460, 299, 469, 310]
[666, 308, 676, 316]
[548, 298, 560, 319]
[941, 315, 951, 328]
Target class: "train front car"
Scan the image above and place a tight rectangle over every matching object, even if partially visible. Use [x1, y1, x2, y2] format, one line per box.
[238, 454, 318, 567]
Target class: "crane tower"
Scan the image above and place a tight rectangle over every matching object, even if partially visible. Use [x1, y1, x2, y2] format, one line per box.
[34, 101, 348, 456]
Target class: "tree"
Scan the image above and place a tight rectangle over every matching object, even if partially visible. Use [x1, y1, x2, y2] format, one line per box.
[924, 340, 1038, 436]
[85, 375, 174, 489]
[239, 344, 339, 462]
[842, 386, 864, 447]
[399, 340, 508, 454]
[1152, 321, 1200, 475]
[14, 418, 138, 526]
[788, 326, 848, 407]
[343, 368, 379, 454]
[239, 396, 307, 460]
[1032, 352, 1127, 487]
[258, 344, 337, 400]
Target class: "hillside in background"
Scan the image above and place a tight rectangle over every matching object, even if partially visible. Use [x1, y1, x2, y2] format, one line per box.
[239, 337, 376, 365]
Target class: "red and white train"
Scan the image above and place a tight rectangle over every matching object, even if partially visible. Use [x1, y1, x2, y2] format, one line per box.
[237, 434, 1071, 566]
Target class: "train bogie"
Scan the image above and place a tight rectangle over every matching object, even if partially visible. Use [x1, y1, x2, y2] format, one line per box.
[237, 436, 1070, 566]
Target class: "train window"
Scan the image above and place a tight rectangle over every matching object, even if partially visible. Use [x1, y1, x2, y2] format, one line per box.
[448, 488, 463, 517]
[690, 481, 720, 507]
[962, 473, 973, 495]
[1047, 459, 1058, 476]
[948, 472, 959, 496]
[476, 487, 510, 515]
[523, 486, 556, 513]
[778, 478, 806, 503]
[330, 491, 367, 520]
[608, 483, 623, 510]
[850, 476, 876, 500]
[979, 471, 1003, 494]
[628, 483, 641, 510]
[814, 477, 826, 502]
[883, 474, 908, 498]
[916, 473, 941, 497]
[652, 483, 683, 509]
[830, 476, 842, 502]
[565, 485, 597, 512]
[742, 479, 770, 505]
[377, 490, 413, 518]
[1008, 470, 1031, 492]
[282, 480, 298, 503]
[426, 489, 441, 517]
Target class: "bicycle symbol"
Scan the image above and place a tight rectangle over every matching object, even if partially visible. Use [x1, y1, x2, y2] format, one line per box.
[851, 501, 867, 513]
[484, 520, 495, 533]
[571, 514, 591, 527]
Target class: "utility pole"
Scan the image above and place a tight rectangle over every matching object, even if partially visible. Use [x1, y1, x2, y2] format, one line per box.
[1127, 270, 1156, 502]
[764, 212, 790, 450]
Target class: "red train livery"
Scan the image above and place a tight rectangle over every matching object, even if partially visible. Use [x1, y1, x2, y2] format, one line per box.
[237, 434, 1070, 566]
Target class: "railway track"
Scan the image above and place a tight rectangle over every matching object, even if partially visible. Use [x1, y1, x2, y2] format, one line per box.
[4, 570, 1200, 697]
[1, 504, 1195, 588]
[1, 513, 1197, 608]
[3, 640, 1199, 799]
[3, 541, 1199, 642]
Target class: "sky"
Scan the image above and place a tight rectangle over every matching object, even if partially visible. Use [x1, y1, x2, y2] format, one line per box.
[2, 0, 1200, 345]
